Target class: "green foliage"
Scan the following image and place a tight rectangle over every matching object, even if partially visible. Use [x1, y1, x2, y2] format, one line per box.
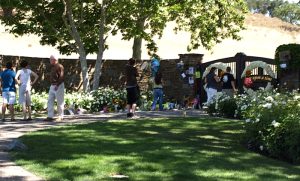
[275, 43, 300, 70]
[168, 0, 248, 50]
[246, 0, 285, 16]
[206, 92, 237, 118]
[237, 90, 300, 164]
[246, 0, 300, 25]
[31, 91, 48, 111]
[138, 89, 154, 111]
[89, 87, 127, 112]
[273, 3, 300, 25]
[0, 0, 248, 58]
[13, 87, 158, 113]
[0, 0, 106, 55]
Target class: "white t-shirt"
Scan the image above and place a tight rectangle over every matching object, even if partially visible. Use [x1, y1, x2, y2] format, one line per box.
[16, 68, 32, 91]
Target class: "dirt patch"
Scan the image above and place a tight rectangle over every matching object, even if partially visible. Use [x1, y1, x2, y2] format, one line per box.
[245, 13, 300, 33]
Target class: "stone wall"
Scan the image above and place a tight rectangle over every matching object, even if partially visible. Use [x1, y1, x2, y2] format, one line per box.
[0, 54, 203, 102]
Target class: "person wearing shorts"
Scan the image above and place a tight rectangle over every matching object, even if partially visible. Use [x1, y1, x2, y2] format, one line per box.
[0, 62, 16, 121]
[125, 58, 139, 118]
[15, 60, 39, 121]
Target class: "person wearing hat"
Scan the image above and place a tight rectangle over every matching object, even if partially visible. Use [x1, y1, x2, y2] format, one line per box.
[0, 62, 16, 121]
[44, 54, 65, 121]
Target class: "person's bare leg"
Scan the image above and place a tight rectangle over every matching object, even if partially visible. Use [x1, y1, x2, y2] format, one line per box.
[132, 103, 137, 115]
[126, 104, 131, 113]
[9, 104, 14, 120]
[22, 103, 27, 120]
[2, 103, 7, 120]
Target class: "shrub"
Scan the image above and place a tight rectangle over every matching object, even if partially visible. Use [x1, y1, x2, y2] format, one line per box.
[239, 90, 300, 164]
[206, 92, 237, 118]
[138, 90, 154, 111]
[89, 87, 127, 112]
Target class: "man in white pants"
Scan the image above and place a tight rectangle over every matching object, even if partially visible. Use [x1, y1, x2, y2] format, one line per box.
[44, 54, 64, 121]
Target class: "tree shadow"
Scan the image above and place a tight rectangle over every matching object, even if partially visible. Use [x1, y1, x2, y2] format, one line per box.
[11, 118, 300, 180]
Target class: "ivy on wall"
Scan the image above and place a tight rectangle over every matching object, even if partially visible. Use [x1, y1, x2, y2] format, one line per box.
[275, 44, 300, 72]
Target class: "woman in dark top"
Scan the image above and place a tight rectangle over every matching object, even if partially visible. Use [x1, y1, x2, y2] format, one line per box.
[205, 67, 220, 104]
[125, 58, 139, 118]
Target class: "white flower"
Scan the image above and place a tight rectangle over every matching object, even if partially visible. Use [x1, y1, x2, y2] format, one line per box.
[241, 105, 248, 110]
[265, 96, 274, 102]
[245, 119, 251, 123]
[262, 103, 272, 109]
[294, 95, 300, 100]
[271, 120, 280, 127]
[255, 118, 260, 122]
[259, 145, 264, 151]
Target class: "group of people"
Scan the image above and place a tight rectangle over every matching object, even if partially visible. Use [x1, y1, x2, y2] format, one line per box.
[2, 55, 242, 121]
[0, 54, 64, 122]
[205, 66, 237, 104]
[0, 54, 163, 121]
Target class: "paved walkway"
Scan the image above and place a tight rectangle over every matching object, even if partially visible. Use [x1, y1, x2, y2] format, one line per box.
[0, 110, 207, 181]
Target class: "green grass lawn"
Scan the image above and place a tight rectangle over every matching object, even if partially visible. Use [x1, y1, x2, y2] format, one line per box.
[12, 117, 300, 181]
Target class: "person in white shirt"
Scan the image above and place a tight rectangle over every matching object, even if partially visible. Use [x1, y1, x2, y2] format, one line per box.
[15, 60, 39, 121]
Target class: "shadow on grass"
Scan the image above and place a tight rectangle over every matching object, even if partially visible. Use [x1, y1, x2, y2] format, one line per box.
[12, 118, 300, 181]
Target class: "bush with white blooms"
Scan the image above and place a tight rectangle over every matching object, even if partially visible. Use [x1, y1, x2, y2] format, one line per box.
[208, 89, 300, 164]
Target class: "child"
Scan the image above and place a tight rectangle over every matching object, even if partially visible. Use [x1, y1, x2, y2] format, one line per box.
[15, 60, 39, 121]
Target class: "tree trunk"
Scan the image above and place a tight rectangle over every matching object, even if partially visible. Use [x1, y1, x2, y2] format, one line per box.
[132, 18, 146, 60]
[132, 37, 142, 60]
[92, 0, 106, 90]
[63, 0, 90, 92]
[78, 49, 90, 92]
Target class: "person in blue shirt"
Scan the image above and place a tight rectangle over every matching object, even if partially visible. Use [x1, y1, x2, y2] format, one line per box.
[0, 62, 16, 121]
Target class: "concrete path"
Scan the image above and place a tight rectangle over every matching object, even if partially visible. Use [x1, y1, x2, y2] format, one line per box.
[0, 110, 207, 181]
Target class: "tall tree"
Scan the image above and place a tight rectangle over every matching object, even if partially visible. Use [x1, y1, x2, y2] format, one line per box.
[0, 0, 93, 91]
[273, 3, 300, 25]
[0, 0, 120, 91]
[116, 0, 248, 60]
[245, 0, 285, 16]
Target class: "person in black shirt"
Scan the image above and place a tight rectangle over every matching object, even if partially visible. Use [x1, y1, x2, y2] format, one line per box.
[221, 67, 237, 97]
[205, 67, 220, 104]
[125, 58, 139, 118]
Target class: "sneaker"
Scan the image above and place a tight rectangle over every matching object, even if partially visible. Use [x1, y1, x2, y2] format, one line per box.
[127, 113, 133, 118]
[56, 117, 63, 121]
[131, 115, 140, 119]
[43, 117, 55, 122]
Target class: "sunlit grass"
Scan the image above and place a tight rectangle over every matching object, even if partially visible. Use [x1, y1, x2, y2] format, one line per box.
[12, 117, 300, 181]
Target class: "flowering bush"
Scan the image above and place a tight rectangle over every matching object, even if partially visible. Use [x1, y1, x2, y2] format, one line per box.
[208, 89, 300, 163]
[14, 87, 128, 113]
[207, 92, 237, 118]
[31, 91, 48, 111]
[138, 90, 154, 111]
[237, 90, 300, 163]
[89, 87, 127, 112]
